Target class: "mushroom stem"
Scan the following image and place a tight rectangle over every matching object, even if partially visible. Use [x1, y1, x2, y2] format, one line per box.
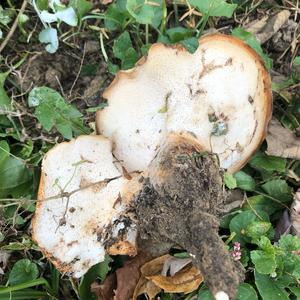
[135, 133, 243, 299]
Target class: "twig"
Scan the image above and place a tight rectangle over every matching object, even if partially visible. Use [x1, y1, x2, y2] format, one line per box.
[0, 0, 28, 53]
[69, 43, 86, 98]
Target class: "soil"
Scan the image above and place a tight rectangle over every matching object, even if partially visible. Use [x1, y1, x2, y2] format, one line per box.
[134, 134, 244, 299]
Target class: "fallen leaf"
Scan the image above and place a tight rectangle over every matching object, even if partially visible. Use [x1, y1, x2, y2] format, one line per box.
[147, 265, 203, 293]
[133, 254, 203, 299]
[0, 250, 10, 275]
[266, 119, 300, 159]
[274, 209, 291, 241]
[91, 273, 117, 300]
[245, 10, 290, 44]
[114, 252, 152, 300]
[133, 276, 161, 300]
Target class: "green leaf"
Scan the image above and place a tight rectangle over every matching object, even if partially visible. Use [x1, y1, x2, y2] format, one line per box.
[166, 27, 193, 43]
[28, 87, 89, 139]
[180, 37, 199, 53]
[0, 72, 11, 112]
[232, 28, 272, 70]
[104, 0, 130, 31]
[79, 255, 112, 300]
[126, 0, 163, 27]
[0, 147, 32, 198]
[251, 250, 276, 274]
[254, 271, 289, 300]
[70, 0, 92, 18]
[261, 179, 292, 203]
[243, 195, 281, 215]
[197, 289, 213, 300]
[0, 289, 48, 300]
[8, 259, 39, 285]
[113, 32, 139, 70]
[289, 287, 300, 298]
[278, 234, 300, 252]
[234, 171, 255, 191]
[249, 152, 286, 173]
[0, 6, 12, 26]
[246, 221, 271, 241]
[224, 172, 237, 189]
[189, 0, 237, 17]
[39, 28, 59, 53]
[236, 283, 258, 300]
[229, 211, 258, 245]
[36, 0, 48, 10]
[293, 56, 300, 66]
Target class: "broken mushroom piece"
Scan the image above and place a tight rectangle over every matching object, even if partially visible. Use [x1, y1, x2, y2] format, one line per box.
[32, 135, 141, 277]
[96, 33, 272, 174]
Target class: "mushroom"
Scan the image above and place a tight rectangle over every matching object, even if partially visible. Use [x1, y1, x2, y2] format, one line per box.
[32, 33, 272, 298]
[96, 33, 272, 174]
[32, 136, 141, 277]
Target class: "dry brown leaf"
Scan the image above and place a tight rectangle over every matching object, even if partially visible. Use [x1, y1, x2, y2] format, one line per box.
[266, 119, 300, 159]
[245, 10, 290, 44]
[114, 252, 152, 300]
[101, 0, 113, 5]
[133, 254, 203, 299]
[133, 276, 161, 300]
[291, 189, 300, 236]
[91, 274, 117, 300]
[147, 266, 203, 294]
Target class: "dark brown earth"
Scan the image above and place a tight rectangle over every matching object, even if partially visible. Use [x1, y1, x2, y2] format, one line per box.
[134, 133, 244, 299]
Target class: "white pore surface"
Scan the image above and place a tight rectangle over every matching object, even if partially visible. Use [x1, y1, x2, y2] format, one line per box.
[98, 38, 265, 172]
[33, 136, 130, 277]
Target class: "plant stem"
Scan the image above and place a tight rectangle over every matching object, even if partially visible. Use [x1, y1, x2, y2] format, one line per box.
[173, 0, 179, 27]
[197, 14, 209, 38]
[145, 24, 149, 44]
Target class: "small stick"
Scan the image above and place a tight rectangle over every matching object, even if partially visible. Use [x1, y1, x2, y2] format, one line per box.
[0, 0, 28, 53]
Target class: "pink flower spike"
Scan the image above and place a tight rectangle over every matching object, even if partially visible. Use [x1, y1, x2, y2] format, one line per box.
[231, 242, 242, 261]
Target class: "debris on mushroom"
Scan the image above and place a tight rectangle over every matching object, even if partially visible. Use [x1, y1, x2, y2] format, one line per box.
[32, 135, 141, 277]
[96, 33, 272, 174]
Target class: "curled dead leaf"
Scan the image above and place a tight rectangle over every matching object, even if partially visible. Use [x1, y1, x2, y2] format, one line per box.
[133, 254, 203, 299]
[245, 10, 291, 44]
[266, 119, 300, 159]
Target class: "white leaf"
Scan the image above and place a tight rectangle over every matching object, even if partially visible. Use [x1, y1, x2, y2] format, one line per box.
[56, 7, 78, 26]
[39, 28, 59, 53]
[40, 10, 58, 23]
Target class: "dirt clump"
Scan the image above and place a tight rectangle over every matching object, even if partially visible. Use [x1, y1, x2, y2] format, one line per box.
[135, 134, 244, 299]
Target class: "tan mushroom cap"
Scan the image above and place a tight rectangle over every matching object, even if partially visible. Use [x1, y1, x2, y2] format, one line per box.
[96, 33, 272, 174]
[32, 135, 140, 277]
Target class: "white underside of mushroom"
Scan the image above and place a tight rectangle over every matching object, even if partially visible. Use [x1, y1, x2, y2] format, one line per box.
[32, 136, 137, 277]
[97, 35, 271, 173]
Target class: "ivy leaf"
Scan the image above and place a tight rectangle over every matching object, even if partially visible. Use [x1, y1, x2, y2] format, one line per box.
[243, 195, 282, 215]
[8, 259, 39, 285]
[255, 271, 289, 300]
[166, 27, 193, 43]
[39, 28, 59, 53]
[234, 171, 255, 191]
[278, 234, 300, 252]
[189, 0, 237, 17]
[126, 0, 163, 27]
[28, 87, 90, 139]
[113, 32, 139, 70]
[232, 28, 272, 70]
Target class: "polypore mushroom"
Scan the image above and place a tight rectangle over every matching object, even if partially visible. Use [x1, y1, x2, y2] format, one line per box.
[32, 135, 141, 277]
[96, 33, 272, 173]
[32, 33, 272, 299]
